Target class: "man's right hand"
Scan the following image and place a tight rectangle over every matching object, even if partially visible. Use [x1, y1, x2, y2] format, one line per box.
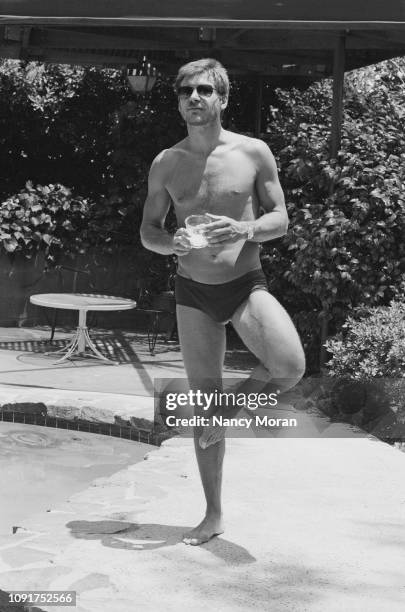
[172, 228, 193, 256]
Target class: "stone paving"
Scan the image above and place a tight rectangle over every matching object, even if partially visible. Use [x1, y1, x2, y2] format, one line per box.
[1, 433, 405, 611]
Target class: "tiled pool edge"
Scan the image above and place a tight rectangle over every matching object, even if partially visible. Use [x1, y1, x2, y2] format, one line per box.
[0, 398, 169, 446]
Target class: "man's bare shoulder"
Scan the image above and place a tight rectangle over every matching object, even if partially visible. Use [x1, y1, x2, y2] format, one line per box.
[151, 139, 189, 170]
[225, 131, 273, 158]
[149, 141, 189, 182]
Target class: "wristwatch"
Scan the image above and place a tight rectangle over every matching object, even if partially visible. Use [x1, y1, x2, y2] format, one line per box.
[245, 223, 255, 241]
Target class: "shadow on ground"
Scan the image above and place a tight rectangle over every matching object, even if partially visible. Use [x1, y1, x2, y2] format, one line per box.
[66, 519, 256, 565]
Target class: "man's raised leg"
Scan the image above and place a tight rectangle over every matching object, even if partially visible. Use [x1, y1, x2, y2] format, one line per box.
[176, 303, 227, 545]
[199, 289, 306, 447]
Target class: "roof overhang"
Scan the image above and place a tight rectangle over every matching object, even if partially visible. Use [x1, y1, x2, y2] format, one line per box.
[0, 1, 404, 77]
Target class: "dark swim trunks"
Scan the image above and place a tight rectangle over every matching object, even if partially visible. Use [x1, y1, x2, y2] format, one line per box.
[175, 269, 268, 323]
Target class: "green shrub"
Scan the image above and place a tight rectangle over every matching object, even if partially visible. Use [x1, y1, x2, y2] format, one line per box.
[311, 302, 405, 442]
[265, 58, 405, 317]
[325, 301, 405, 378]
[0, 181, 94, 262]
[0, 180, 174, 296]
[262, 58, 405, 370]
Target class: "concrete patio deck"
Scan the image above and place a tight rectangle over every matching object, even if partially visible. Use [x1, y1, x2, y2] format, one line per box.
[0, 326, 404, 611]
[0, 326, 256, 420]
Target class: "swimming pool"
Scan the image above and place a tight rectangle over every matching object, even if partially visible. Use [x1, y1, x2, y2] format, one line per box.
[0, 422, 150, 535]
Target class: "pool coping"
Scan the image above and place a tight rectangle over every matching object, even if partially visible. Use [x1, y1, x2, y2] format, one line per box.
[0, 386, 168, 446]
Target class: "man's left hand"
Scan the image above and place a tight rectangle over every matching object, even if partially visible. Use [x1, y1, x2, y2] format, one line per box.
[203, 214, 249, 246]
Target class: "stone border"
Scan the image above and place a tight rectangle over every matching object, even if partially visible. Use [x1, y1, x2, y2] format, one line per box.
[0, 402, 170, 446]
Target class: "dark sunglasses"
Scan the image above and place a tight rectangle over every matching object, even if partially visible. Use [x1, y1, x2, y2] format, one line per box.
[177, 85, 215, 98]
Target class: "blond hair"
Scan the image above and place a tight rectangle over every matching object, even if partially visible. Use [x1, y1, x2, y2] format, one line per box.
[174, 58, 229, 98]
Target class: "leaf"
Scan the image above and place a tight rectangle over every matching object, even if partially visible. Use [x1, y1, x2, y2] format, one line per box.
[3, 239, 18, 252]
[41, 234, 52, 245]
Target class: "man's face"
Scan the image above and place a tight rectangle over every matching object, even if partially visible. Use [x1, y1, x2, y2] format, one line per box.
[177, 72, 228, 126]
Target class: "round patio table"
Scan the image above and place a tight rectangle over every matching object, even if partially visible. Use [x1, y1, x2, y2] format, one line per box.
[30, 293, 137, 364]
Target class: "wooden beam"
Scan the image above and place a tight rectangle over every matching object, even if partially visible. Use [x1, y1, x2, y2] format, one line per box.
[1, 17, 405, 31]
[0, 43, 21, 58]
[19, 48, 134, 66]
[222, 29, 340, 50]
[221, 48, 329, 67]
[29, 26, 185, 50]
[330, 34, 346, 158]
[28, 28, 332, 61]
[220, 49, 329, 75]
[320, 33, 346, 369]
[222, 28, 405, 50]
[254, 74, 263, 137]
[223, 28, 249, 44]
[6, 25, 405, 55]
[353, 29, 405, 48]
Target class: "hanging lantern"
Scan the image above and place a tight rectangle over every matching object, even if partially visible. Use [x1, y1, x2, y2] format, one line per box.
[126, 56, 157, 94]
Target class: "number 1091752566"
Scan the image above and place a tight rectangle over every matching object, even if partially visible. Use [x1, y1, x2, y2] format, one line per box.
[8, 591, 76, 606]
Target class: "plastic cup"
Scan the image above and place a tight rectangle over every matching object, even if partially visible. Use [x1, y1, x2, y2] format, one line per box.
[185, 214, 212, 248]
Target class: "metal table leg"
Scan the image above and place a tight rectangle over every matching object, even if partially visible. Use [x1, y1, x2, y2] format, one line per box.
[147, 311, 161, 356]
[44, 309, 118, 364]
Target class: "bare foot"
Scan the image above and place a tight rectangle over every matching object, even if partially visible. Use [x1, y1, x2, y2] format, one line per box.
[183, 515, 224, 545]
[199, 419, 226, 449]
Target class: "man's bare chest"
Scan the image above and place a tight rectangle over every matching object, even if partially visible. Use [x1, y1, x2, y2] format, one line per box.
[167, 151, 257, 214]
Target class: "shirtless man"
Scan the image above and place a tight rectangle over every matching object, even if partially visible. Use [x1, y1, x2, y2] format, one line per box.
[141, 59, 305, 545]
